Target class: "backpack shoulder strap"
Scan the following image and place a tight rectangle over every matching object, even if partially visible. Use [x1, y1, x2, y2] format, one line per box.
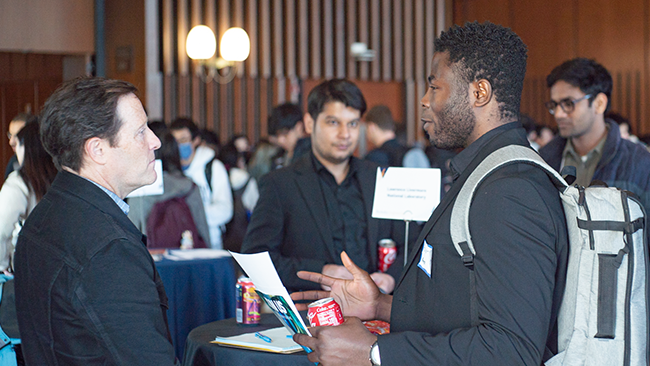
[450, 145, 568, 264]
[449, 145, 568, 327]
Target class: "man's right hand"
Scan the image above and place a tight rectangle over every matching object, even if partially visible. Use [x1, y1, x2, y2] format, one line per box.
[290, 251, 393, 322]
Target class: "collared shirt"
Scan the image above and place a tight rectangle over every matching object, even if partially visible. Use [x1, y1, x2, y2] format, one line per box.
[84, 177, 130, 215]
[561, 129, 608, 187]
[449, 122, 518, 182]
[310, 153, 369, 271]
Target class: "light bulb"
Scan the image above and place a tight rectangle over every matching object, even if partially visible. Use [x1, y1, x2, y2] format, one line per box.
[186, 25, 216, 60]
[220, 27, 250, 62]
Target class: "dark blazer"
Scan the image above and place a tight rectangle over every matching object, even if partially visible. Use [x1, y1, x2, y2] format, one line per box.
[14, 171, 178, 366]
[379, 123, 568, 366]
[365, 138, 409, 167]
[241, 154, 408, 292]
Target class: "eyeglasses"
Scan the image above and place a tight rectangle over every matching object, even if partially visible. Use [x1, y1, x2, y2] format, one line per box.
[545, 94, 592, 115]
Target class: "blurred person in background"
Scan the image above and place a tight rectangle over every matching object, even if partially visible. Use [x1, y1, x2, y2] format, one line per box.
[0, 119, 57, 272]
[127, 126, 210, 248]
[170, 118, 233, 249]
[5, 113, 34, 179]
[268, 103, 311, 166]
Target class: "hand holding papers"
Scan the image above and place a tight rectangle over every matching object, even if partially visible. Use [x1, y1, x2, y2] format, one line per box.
[229, 252, 312, 352]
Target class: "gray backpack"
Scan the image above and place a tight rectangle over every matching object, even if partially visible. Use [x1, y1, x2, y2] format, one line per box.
[450, 145, 649, 366]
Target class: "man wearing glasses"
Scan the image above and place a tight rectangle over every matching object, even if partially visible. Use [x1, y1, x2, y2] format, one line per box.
[539, 58, 650, 213]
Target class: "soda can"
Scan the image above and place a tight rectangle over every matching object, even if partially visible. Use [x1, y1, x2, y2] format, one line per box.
[236, 277, 260, 325]
[307, 297, 344, 327]
[378, 238, 397, 273]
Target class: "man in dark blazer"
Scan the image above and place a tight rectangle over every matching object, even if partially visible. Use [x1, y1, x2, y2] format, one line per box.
[14, 77, 179, 365]
[291, 22, 569, 366]
[241, 79, 407, 294]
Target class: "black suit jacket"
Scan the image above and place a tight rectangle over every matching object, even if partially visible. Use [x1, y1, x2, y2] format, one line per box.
[241, 154, 409, 292]
[14, 171, 178, 366]
[379, 123, 568, 365]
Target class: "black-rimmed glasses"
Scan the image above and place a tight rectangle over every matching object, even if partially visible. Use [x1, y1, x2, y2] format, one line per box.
[544, 94, 592, 115]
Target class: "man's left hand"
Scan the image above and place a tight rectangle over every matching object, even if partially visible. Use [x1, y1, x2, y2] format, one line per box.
[369, 272, 395, 294]
[293, 317, 377, 366]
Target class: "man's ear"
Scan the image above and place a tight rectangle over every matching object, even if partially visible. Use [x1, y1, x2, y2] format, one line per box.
[472, 79, 493, 107]
[85, 137, 108, 165]
[593, 93, 608, 115]
[303, 113, 314, 134]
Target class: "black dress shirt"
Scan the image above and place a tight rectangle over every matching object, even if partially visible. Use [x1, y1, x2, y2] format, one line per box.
[312, 154, 370, 272]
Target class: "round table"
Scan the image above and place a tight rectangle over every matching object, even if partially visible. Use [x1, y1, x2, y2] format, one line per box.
[182, 313, 315, 366]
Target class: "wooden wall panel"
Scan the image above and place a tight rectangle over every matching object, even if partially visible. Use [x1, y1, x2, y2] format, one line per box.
[455, 0, 650, 136]
[160, 0, 447, 144]
[0, 52, 63, 186]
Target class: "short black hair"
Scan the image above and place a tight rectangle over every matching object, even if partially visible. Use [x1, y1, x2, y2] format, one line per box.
[434, 21, 528, 120]
[307, 79, 367, 120]
[40, 77, 138, 171]
[268, 103, 303, 135]
[365, 105, 395, 132]
[170, 117, 200, 139]
[546, 58, 612, 113]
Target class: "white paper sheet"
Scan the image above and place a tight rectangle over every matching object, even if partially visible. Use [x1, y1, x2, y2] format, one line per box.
[371, 167, 441, 222]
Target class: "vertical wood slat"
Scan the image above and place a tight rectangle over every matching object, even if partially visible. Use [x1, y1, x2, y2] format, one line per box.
[393, 0, 403, 80]
[310, 0, 321, 78]
[162, 0, 174, 122]
[425, 0, 435, 74]
[260, 0, 271, 78]
[382, 0, 392, 81]
[335, 0, 346, 78]
[273, 0, 284, 78]
[358, 0, 369, 79]
[246, 0, 258, 77]
[285, 0, 297, 77]
[298, 0, 309, 78]
[414, 0, 424, 82]
[323, 0, 334, 78]
[190, 0, 202, 126]
[357, 0, 369, 80]
[233, 0, 245, 134]
[403, 0, 413, 81]
[370, 0, 381, 81]
[346, 0, 357, 79]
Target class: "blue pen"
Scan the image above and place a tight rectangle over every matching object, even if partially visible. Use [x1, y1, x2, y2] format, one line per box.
[254, 332, 272, 343]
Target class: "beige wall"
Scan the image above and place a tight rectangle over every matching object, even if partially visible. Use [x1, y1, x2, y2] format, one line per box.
[0, 0, 94, 54]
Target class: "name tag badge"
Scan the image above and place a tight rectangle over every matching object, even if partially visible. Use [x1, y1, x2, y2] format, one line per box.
[418, 240, 433, 278]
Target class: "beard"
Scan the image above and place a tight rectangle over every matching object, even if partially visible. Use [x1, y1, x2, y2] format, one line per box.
[428, 88, 476, 150]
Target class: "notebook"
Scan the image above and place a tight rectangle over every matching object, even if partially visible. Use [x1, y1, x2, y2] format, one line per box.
[211, 326, 304, 354]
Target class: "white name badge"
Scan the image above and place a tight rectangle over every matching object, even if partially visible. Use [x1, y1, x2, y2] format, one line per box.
[418, 240, 433, 278]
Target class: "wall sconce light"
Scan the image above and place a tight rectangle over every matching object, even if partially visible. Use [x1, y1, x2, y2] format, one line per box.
[186, 26, 251, 84]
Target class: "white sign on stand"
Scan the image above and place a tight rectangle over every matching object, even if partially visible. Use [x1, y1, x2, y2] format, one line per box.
[371, 167, 441, 265]
[371, 167, 440, 221]
[127, 159, 164, 197]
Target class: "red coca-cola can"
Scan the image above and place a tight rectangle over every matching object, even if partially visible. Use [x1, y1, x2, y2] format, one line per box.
[378, 239, 397, 273]
[307, 297, 344, 327]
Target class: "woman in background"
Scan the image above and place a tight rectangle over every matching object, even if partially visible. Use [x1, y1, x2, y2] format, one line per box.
[0, 120, 57, 272]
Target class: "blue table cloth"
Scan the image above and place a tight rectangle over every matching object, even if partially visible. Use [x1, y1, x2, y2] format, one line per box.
[156, 256, 237, 359]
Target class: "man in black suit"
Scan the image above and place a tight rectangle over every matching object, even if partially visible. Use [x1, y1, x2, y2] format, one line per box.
[291, 22, 568, 366]
[14, 77, 179, 365]
[241, 79, 405, 294]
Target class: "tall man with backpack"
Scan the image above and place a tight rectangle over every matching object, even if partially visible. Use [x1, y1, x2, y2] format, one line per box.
[290, 22, 571, 366]
[170, 118, 233, 249]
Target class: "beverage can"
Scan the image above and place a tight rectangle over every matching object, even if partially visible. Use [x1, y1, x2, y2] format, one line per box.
[307, 297, 344, 327]
[236, 277, 260, 325]
[378, 238, 397, 273]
